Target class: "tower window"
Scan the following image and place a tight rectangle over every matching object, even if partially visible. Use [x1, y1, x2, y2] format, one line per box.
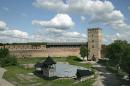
[92, 45, 94, 48]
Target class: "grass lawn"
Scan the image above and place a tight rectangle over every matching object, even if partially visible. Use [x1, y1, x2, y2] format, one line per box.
[17, 57, 67, 64]
[3, 56, 95, 86]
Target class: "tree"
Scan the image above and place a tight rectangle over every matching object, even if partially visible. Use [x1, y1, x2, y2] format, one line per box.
[120, 45, 130, 80]
[0, 48, 17, 67]
[105, 40, 130, 80]
[0, 48, 9, 58]
[105, 40, 127, 72]
[80, 46, 89, 60]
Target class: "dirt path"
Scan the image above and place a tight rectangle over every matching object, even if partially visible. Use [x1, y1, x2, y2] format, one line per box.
[0, 67, 14, 86]
[93, 63, 120, 86]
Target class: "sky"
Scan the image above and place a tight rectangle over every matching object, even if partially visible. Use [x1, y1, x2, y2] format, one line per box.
[0, 0, 130, 44]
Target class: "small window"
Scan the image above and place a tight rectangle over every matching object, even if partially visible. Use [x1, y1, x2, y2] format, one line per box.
[92, 45, 94, 48]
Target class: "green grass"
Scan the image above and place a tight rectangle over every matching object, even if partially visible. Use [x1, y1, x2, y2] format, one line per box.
[17, 57, 67, 64]
[67, 56, 92, 68]
[3, 56, 95, 86]
[17, 57, 46, 64]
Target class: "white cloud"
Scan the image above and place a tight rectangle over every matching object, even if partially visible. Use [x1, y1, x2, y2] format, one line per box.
[33, 0, 68, 11]
[32, 13, 86, 42]
[21, 13, 27, 17]
[34, 0, 129, 31]
[2, 7, 9, 11]
[0, 21, 7, 31]
[81, 16, 86, 21]
[128, 6, 130, 10]
[0, 21, 29, 43]
[33, 0, 130, 43]
[62, 32, 81, 38]
[31, 27, 86, 42]
[0, 29, 29, 43]
[0, 29, 28, 39]
[32, 13, 74, 30]
[46, 28, 64, 33]
[33, 0, 114, 14]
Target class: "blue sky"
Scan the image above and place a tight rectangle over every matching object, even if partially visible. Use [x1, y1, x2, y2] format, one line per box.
[0, 0, 130, 44]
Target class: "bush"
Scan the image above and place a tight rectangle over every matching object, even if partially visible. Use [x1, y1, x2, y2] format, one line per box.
[0, 48, 18, 67]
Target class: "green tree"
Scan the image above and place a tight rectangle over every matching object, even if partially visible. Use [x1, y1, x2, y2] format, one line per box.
[105, 40, 127, 72]
[120, 45, 130, 80]
[80, 46, 89, 60]
[0, 48, 9, 58]
[105, 40, 130, 80]
[0, 48, 17, 67]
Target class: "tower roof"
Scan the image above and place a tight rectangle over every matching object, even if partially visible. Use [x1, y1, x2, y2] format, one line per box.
[35, 56, 56, 68]
[42, 56, 56, 65]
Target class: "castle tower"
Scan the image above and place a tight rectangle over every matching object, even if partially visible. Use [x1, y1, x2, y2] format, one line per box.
[88, 28, 102, 61]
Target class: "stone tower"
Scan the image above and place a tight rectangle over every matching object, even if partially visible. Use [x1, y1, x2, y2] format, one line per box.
[88, 28, 102, 61]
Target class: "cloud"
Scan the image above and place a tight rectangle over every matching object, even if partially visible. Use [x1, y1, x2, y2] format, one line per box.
[128, 6, 130, 10]
[33, 0, 114, 14]
[62, 32, 82, 38]
[0, 21, 7, 31]
[45, 31, 86, 42]
[32, 13, 74, 30]
[33, 0, 68, 11]
[0, 29, 29, 43]
[32, 13, 86, 42]
[80, 16, 86, 21]
[21, 13, 27, 17]
[30, 26, 86, 42]
[0, 21, 29, 43]
[0, 29, 28, 39]
[34, 0, 129, 31]
[33, 0, 130, 43]
[2, 7, 9, 11]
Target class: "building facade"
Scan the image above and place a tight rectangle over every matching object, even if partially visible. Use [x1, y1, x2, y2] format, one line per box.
[88, 28, 102, 60]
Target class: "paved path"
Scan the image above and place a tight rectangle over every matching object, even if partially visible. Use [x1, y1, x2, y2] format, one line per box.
[0, 67, 14, 86]
[93, 63, 120, 86]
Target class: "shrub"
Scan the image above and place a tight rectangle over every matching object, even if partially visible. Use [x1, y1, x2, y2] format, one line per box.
[0, 48, 18, 67]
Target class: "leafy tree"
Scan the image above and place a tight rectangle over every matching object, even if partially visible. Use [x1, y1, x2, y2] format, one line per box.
[0, 48, 17, 67]
[120, 45, 130, 80]
[104, 40, 130, 80]
[105, 40, 127, 72]
[0, 48, 9, 58]
[80, 46, 89, 60]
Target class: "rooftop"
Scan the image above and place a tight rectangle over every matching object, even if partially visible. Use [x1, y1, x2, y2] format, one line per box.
[43, 56, 56, 65]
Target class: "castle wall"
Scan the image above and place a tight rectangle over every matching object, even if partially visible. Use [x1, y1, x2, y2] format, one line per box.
[9, 47, 80, 58]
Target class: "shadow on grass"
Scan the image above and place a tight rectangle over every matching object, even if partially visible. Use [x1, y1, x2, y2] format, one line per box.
[33, 71, 58, 80]
[73, 58, 83, 62]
